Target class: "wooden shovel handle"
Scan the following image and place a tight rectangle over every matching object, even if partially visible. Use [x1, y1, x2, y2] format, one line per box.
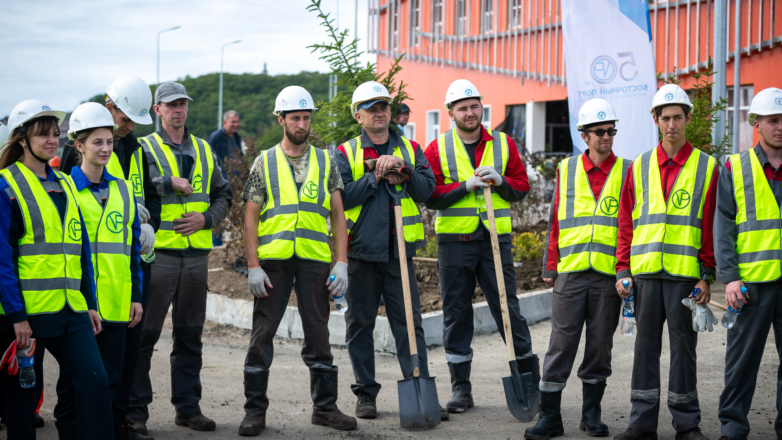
[483, 187, 516, 364]
[394, 204, 420, 377]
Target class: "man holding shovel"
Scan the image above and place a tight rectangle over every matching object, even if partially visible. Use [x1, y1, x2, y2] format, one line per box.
[528, 99, 629, 440]
[423, 79, 537, 416]
[335, 81, 445, 422]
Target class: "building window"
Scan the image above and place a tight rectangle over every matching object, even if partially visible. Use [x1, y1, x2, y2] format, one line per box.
[508, 0, 521, 28]
[455, 0, 468, 37]
[390, 0, 400, 51]
[482, 0, 493, 33]
[410, 0, 421, 46]
[727, 85, 754, 152]
[432, 0, 444, 35]
[482, 105, 492, 130]
[427, 111, 440, 145]
[404, 123, 415, 141]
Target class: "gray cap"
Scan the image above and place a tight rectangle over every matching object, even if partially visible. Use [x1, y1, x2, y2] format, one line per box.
[155, 82, 192, 104]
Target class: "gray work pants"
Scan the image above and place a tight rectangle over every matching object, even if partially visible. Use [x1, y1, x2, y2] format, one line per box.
[628, 277, 701, 433]
[128, 253, 209, 421]
[344, 257, 429, 398]
[540, 270, 622, 392]
[719, 280, 782, 440]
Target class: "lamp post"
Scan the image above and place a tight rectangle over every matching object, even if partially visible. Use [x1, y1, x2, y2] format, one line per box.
[156, 25, 181, 131]
[218, 40, 242, 130]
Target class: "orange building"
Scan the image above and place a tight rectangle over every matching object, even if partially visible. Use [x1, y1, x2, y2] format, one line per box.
[368, 0, 782, 153]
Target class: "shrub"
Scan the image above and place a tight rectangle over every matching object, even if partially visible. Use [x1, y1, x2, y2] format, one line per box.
[416, 237, 438, 259]
[512, 231, 546, 261]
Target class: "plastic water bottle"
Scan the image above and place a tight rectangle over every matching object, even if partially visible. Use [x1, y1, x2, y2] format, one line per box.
[330, 275, 348, 314]
[18, 339, 35, 389]
[721, 286, 747, 329]
[621, 280, 635, 336]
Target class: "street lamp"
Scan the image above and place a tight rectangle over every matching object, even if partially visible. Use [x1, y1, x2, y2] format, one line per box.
[156, 25, 181, 131]
[218, 40, 242, 130]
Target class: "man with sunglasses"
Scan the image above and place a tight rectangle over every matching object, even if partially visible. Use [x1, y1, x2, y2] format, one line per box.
[526, 99, 629, 440]
[613, 84, 718, 440]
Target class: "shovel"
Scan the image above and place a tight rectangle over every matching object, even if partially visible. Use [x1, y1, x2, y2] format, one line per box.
[483, 187, 539, 422]
[388, 181, 441, 431]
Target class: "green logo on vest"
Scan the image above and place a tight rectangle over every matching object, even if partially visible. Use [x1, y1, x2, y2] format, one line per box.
[67, 218, 82, 241]
[303, 181, 318, 199]
[131, 175, 142, 196]
[192, 175, 202, 192]
[106, 211, 123, 233]
[600, 196, 619, 215]
[671, 189, 691, 209]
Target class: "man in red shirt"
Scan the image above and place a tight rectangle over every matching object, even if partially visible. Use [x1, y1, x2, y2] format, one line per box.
[526, 99, 629, 440]
[424, 79, 536, 416]
[613, 84, 718, 440]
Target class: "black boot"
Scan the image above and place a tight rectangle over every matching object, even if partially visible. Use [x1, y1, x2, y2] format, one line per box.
[55, 419, 81, 440]
[115, 420, 155, 440]
[310, 366, 358, 431]
[581, 382, 609, 437]
[239, 367, 269, 436]
[523, 391, 564, 440]
[517, 355, 542, 414]
[446, 361, 474, 413]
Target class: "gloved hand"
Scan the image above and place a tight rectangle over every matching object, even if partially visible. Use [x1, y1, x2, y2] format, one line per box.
[139, 223, 155, 255]
[475, 166, 502, 185]
[137, 203, 150, 224]
[248, 266, 273, 298]
[364, 158, 412, 179]
[693, 303, 719, 332]
[326, 261, 348, 297]
[465, 174, 490, 192]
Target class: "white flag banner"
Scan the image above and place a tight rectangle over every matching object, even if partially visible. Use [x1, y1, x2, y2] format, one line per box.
[562, 0, 658, 159]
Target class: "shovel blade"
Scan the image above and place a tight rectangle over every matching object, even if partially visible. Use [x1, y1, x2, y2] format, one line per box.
[397, 376, 441, 431]
[502, 367, 539, 423]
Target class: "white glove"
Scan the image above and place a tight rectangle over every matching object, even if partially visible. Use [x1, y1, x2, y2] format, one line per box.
[139, 223, 155, 255]
[694, 304, 719, 332]
[465, 174, 490, 192]
[137, 203, 150, 224]
[475, 166, 502, 186]
[326, 261, 348, 298]
[248, 266, 273, 298]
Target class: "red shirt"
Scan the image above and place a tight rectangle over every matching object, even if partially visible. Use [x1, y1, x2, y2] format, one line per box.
[545, 151, 618, 272]
[615, 142, 718, 275]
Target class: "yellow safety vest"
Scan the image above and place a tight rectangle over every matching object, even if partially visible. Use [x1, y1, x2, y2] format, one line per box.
[341, 135, 424, 244]
[106, 149, 145, 205]
[139, 133, 214, 250]
[257, 145, 332, 263]
[68, 174, 136, 322]
[557, 155, 631, 275]
[630, 147, 716, 278]
[729, 149, 782, 282]
[434, 129, 511, 236]
[0, 163, 86, 315]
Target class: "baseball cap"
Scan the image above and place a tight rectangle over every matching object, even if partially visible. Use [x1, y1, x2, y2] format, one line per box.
[357, 99, 389, 112]
[398, 103, 411, 114]
[155, 82, 192, 104]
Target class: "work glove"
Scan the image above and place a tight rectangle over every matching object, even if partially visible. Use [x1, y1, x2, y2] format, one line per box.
[465, 174, 490, 192]
[364, 158, 412, 179]
[248, 266, 273, 298]
[139, 223, 155, 256]
[693, 303, 719, 332]
[475, 166, 503, 186]
[326, 261, 348, 298]
[137, 203, 150, 224]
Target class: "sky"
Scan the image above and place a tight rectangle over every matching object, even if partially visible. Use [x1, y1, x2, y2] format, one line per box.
[0, 0, 374, 118]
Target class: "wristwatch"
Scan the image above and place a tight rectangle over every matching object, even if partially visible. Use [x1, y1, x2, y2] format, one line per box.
[700, 272, 716, 285]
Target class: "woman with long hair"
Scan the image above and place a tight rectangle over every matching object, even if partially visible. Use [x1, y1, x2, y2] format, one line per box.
[0, 100, 113, 439]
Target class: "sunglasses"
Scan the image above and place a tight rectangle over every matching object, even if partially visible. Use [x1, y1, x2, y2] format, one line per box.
[584, 128, 618, 137]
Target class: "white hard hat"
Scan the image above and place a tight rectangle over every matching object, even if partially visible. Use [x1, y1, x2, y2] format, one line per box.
[68, 102, 117, 140]
[7, 99, 66, 134]
[649, 84, 693, 115]
[748, 87, 782, 125]
[444, 79, 483, 109]
[273, 86, 317, 116]
[0, 123, 9, 157]
[106, 76, 153, 125]
[351, 81, 391, 114]
[577, 99, 619, 131]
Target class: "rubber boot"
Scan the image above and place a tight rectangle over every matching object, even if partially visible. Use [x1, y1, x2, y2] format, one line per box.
[581, 382, 609, 437]
[310, 366, 358, 431]
[55, 419, 82, 440]
[446, 361, 474, 413]
[523, 391, 564, 440]
[517, 354, 542, 415]
[239, 367, 269, 436]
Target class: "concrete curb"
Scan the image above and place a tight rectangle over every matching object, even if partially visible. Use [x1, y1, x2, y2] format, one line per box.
[205, 288, 553, 354]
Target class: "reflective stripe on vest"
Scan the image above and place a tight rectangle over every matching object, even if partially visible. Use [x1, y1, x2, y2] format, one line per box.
[257, 145, 331, 263]
[557, 155, 631, 275]
[729, 149, 782, 282]
[341, 136, 424, 243]
[630, 148, 716, 278]
[0, 163, 85, 315]
[69, 175, 136, 322]
[106, 150, 145, 206]
[139, 133, 214, 250]
[434, 129, 511, 236]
